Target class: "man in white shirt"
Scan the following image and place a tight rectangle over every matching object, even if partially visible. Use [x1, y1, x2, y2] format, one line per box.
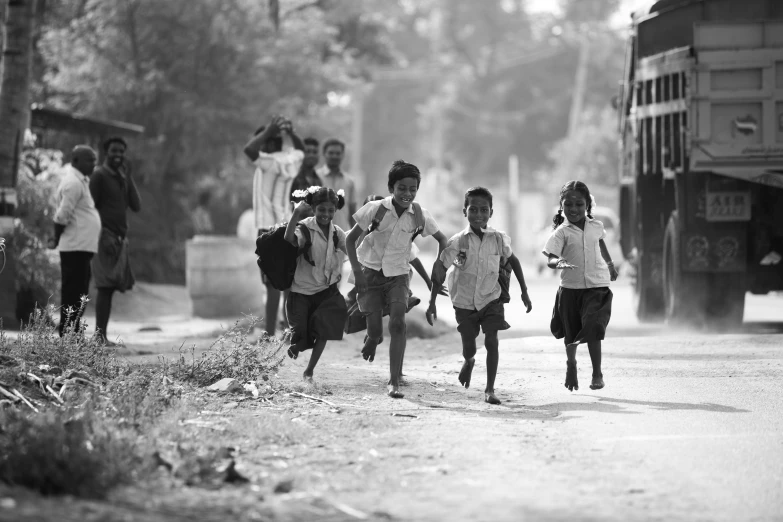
[316, 138, 357, 232]
[243, 115, 305, 336]
[52, 145, 101, 336]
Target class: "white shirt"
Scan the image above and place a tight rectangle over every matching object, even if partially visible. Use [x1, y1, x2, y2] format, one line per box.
[252, 148, 304, 230]
[352, 197, 439, 277]
[316, 166, 356, 232]
[543, 218, 611, 289]
[291, 217, 347, 295]
[54, 165, 101, 253]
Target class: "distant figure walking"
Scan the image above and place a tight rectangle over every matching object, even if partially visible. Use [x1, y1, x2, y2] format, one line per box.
[90, 136, 142, 346]
[317, 139, 356, 233]
[52, 145, 101, 336]
[542, 180, 619, 392]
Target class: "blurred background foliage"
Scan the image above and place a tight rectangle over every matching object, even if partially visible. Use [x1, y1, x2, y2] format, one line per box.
[25, 0, 628, 283]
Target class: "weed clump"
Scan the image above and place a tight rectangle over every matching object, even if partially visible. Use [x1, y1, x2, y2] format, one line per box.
[166, 318, 285, 386]
[0, 405, 138, 498]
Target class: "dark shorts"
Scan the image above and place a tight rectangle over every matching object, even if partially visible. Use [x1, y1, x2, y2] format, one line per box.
[356, 266, 409, 315]
[454, 299, 510, 338]
[550, 287, 613, 345]
[286, 285, 348, 352]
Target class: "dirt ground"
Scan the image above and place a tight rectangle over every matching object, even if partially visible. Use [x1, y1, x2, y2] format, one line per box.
[2, 279, 782, 522]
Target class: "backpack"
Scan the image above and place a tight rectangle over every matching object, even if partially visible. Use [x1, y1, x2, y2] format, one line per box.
[455, 231, 512, 303]
[255, 222, 340, 291]
[366, 201, 426, 242]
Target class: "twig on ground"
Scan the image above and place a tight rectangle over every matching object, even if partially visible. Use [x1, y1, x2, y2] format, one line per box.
[391, 413, 418, 418]
[12, 389, 39, 413]
[325, 499, 369, 520]
[289, 391, 336, 407]
[45, 384, 65, 405]
[0, 384, 19, 402]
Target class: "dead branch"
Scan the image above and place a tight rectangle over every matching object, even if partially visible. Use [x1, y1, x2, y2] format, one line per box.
[289, 391, 336, 407]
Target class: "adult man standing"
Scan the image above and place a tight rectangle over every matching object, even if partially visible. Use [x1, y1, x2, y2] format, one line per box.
[52, 145, 102, 336]
[316, 138, 356, 232]
[90, 136, 141, 345]
[289, 137, 322, 196]
[242, 115, 305, 336]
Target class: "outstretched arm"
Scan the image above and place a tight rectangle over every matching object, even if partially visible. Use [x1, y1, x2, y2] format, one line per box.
[508, 253, 532, 313]
[243, 116, 281, 161]
[284, 201, 309, 246]
[346, 224, 367, 291]
[546, 253, 576, 270]
[599, 239, 619, 281]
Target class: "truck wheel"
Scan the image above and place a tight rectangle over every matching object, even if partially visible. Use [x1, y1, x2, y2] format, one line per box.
[632, 250, 664, 322]
[663, 214, 707, 326]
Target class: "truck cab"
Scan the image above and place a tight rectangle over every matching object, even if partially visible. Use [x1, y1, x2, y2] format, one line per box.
[618, 0, 783, 326]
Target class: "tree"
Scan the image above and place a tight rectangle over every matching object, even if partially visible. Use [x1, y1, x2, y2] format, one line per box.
[0, 0, 38, 328]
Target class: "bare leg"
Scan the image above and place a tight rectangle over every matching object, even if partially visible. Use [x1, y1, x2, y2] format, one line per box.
[588, 340, 604, 390]
[458, 327, 477, 389]
[303, 339, 327, 384]
[484, 331, 501, 405]
[362, 311, 383, 362]
[565, 342, 578, 392]
[265, 283, 281, 336]
[387, 302, 407, 398]
[95, 288, 116, 345]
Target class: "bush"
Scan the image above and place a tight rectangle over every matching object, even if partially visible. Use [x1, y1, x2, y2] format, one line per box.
[0, 405, 138, 498]
[105, 366, 184, 429]
[166, 317, 285, 386]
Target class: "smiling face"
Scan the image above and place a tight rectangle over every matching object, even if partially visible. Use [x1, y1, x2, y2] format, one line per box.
[314, 201, 336, 227]
[464, 195, 493, 230]
[106, 142, 126, 170]
[561, 190, 588, 224]
[390, 176, 418, 208]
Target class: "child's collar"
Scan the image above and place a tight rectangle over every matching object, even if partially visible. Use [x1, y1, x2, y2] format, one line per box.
[464, 224, 496, 235]
[303, 216, 333, 236]
[384, 196, 415, 214]
[562, 216, 594, 229]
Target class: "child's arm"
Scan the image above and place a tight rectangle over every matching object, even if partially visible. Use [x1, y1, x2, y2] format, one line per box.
[545, 254, 577, 270]
[346, 224, 367, 291]
[599, 238, 619, 281]
[425, 259, 446, 326]
[508, 254, 532, 313]
[284, 201, 309, 246]
[410, 257, 447, 295]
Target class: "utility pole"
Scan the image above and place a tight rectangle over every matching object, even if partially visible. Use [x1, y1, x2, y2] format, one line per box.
[567, 32, 590, 138]
[0, 0, 38, 328]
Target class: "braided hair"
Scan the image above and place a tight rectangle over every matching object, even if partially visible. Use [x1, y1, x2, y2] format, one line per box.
[303, 186, 345, 210]
[552, 180, 594, 229]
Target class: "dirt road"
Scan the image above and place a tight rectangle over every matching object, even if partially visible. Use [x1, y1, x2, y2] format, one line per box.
[4, 278, 782, 522]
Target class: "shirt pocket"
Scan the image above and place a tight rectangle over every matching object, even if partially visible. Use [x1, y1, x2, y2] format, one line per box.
[487, 254, 501, 275]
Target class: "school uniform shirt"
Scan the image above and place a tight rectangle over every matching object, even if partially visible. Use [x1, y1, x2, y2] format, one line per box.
[316, 166, 356, 232]
[291, 217, 348, 295]
[352, 197, 439, 277]
[54, 164, 102, 253]
[347, 241, 419, 285]
[439, 226, 512, 311]
[543, 218, 611, 289]
[252, 147, 304, 230]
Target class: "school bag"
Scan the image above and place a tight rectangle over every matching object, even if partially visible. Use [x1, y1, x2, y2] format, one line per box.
[255, 223, 340, 291]
[455, 231, 512, 303]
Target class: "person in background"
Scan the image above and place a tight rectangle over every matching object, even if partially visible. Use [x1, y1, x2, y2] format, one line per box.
[51, 145, 102, 336]
[90, 136, 141, 346]
[191, 190, 214, 235]
[317, 138, 356, 232]
[290, 137, 323, 197]
[242, 115, 305, 336]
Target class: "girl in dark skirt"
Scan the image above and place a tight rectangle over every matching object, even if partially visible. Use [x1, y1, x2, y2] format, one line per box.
[284, 186, 349, 383]
[542, 181, 619, 392]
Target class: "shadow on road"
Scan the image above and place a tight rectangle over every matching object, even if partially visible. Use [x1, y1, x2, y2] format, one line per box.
[596, 396, 750, 413]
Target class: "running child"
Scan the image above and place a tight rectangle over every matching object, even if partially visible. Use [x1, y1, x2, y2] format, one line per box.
[542, 180, 619, 392]
[284, 186, 349, 384]
[346, 161, 449, 398]
[425, 186, 532, 405]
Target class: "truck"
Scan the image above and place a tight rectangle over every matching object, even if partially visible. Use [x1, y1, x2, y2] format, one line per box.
[617, 0, 783, 327]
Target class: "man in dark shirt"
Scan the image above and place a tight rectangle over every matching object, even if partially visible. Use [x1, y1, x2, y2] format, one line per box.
[89, 136, 142, 345]
[289, 137, 323, 198]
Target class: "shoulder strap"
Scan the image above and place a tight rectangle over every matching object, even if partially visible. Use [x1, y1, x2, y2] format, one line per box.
[297, 223, 316, 266]
[495, 232, 506, 263]
[410, 202, 426, 242]
[367, 204, 388, 233]
[333, 230, 339, 250]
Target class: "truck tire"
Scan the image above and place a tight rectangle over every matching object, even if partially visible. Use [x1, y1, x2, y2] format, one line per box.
[663, 214, 707, 326]
[632, 250, 664, 322]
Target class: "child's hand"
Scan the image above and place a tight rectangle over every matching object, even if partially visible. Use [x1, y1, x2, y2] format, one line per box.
[556, 259, 577, 270]
[608, 263, 619, 281]
[353, 269, 368, 293]
[292, 200, 310, 217]
[426, 281, 448, 296]
[425, 302, 437, 326]
[521, 289, 532, 313]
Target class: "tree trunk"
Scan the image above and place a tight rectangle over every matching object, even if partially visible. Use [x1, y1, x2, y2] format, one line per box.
[0, 0, 38, 328]
[0, 1, 7, 82]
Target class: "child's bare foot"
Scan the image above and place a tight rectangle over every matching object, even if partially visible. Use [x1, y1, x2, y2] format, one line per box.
[361, 336, 379, 362]
[484, 392, 501, 405]
[387, 384, 404, 399]
[589, 374, 604, 390]
[303, 372, 315, 384]
[287, 347, 299, 360]
[388, 376, 410, 387]
[565, 360, 578, 391]
[458, 357, 475, 388]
